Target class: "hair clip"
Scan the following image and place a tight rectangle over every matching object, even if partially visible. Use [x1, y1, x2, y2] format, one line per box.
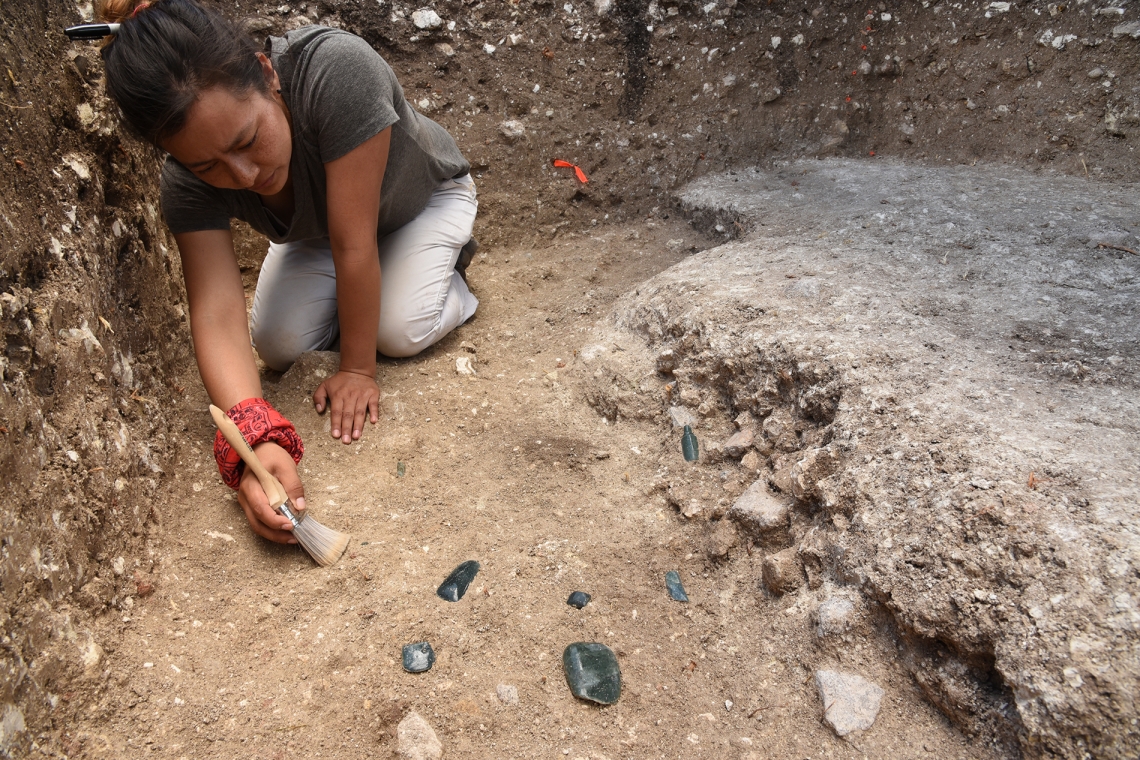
[65, 23, 121, 41]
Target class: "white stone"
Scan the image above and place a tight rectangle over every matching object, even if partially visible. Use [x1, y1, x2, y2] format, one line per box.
[669, 406, 696, 429]
[499, 119, 527, 142]
[411, 9, 442, 29]
[815, 597, 855, 637]
[397, 711, 443, 760]
[815, 670, 884, 736]
[728, 480, 788, 534]
[496, 684, 519, 705]
[1114, 21, 1140, 38]
[483, 43, 497, 55]
[456, 356, 476, 376]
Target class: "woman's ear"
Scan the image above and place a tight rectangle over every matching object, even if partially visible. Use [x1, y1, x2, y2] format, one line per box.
[256, 52, 281, 93]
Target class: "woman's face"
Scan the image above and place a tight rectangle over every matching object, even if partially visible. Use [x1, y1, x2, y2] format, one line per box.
[162, 54, 292, 196]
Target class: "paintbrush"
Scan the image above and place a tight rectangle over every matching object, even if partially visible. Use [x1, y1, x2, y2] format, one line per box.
[210, 404, 349, 567]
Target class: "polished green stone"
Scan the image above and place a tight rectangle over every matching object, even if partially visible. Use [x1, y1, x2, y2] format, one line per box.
[437, 560, 480, 602]
[665, 570, 689, 602]
[563, 642, 621, 705]
[402, 641, 435, 673]
[681, 425, 699, 462]
[396, 461, 406, 477]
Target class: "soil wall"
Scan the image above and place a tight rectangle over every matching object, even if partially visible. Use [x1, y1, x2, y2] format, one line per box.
[0, 1, 189, 752]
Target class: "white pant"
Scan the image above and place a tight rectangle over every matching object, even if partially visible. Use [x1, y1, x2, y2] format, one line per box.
[250, 175, 479, 370]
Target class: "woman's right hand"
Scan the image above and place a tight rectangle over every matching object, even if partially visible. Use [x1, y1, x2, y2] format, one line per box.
[237, 441, 307, 544]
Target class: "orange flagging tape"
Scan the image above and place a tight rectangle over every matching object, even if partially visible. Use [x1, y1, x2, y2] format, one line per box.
[553, 159, 588, 183]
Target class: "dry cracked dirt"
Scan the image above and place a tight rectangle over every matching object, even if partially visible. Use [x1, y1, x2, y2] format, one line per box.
[3, 0, 1140, 759]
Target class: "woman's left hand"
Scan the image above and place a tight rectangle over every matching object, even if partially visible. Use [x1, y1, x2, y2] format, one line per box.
[314, 370, 379, 443]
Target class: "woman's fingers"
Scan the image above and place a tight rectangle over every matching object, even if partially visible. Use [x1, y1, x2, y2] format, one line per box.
[313, 382, 329, 414]
[237, 477, 297, 544]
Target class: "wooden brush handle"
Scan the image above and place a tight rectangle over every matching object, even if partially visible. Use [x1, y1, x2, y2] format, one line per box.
[209, 404, 289, 508]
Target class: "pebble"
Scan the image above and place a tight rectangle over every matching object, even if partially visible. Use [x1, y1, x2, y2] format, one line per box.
[563, 642, 621, 705]
[761, 548, 804, 595]
[669, 405, 696, 429]
[437, 560, 480, 602]
[665, 570, 689, 602]
[728, 480, 789, 536]
[814, 597, 855, 637]
[402, 641, 436, 673]
[814, 670, 884, 736]
[499, 119, 527, 143]
[722, 428, 754, 458]
[496, 683, 519, 705]
[397, 710, 443, 759]
[706, 520, 738, 559]
[1113, 21, 1140, 38]
[740, 450, 761, 473]
[456, 356, 476, 376]
[411, 8, 442, 29]
[483, 42, 497, 55]
[681, 425, 699, 462]
[567, 591, 592, 609]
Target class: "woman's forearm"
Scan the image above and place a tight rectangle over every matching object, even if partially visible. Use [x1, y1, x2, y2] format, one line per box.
[192, 307, 263, 409]
[333, 247, 381, 375]
[175, 229, 263, 409]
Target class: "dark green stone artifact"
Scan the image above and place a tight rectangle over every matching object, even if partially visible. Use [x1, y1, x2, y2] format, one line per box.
[681, 425, 699, 461]
[402, 641, 435, 673]
[665, 570, 689, 602]
[562, 642, 621, 705]
[437, 560, 480, 602]
[396, 461, 406, 477]
[567, 591, 591, 609]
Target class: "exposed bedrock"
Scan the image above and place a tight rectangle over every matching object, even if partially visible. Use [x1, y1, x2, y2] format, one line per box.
[581, 159, 1140, 758]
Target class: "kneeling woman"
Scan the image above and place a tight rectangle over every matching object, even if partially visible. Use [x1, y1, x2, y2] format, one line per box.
[93, 0, 478, 543]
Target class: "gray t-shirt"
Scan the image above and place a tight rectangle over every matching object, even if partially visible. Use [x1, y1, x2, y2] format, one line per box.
[160, 26, 469, 241]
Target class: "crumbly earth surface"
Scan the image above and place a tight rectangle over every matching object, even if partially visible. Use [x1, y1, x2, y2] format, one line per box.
[3, 0, 1140, 758]
[68, 221, 1002, 760]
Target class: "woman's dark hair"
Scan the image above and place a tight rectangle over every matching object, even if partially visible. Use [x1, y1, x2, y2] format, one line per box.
[100, 0, 267, 145]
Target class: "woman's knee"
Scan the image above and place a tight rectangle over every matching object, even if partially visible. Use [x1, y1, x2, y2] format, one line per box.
[375, 326, 424, 359]
[251, 321, 307, 371]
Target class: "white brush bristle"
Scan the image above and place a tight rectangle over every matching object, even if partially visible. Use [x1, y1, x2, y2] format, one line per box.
[293, 517, 350, 567]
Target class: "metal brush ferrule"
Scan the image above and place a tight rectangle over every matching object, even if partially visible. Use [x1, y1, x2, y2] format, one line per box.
[277, 499, 307, 528]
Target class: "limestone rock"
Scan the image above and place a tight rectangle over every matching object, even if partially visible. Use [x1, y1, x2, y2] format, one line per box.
[397, 711, 443, 759]
[740, 450, 761, 473]
[814, 597, 855, 637]
[728, 480, 789, 536]
[496, 684, 519, 706]
[669, 406, 696, 429]
[722, 428, 754, 458]
[706, 519, 738, 559]
[762, 548, 804, 594]
[815, 670, 884, 736]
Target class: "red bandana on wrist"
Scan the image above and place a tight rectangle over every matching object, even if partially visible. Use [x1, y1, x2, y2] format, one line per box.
[213, 398, 304, 490]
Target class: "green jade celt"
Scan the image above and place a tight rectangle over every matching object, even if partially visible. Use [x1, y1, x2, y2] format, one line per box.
[681, 425, 699, 462]
[437, 560, 480, 602]
[563, 642, 621, 705]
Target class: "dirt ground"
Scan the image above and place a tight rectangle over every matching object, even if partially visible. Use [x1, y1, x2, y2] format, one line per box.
[2, 0, 1140, 758]
[66, 220, 1002, 759]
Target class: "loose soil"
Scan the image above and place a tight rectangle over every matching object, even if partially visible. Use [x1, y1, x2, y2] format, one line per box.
[67, 221, 997, 759]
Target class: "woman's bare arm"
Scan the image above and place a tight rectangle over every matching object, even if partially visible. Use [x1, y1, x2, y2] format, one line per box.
[174, 228, 303, 543]
[312, 126, 391, 443]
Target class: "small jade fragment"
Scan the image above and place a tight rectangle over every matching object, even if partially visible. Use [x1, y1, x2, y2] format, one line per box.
[396, 461, 406, 477]
[402, 641, 435, 673]
[665, 570, 689, 602]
